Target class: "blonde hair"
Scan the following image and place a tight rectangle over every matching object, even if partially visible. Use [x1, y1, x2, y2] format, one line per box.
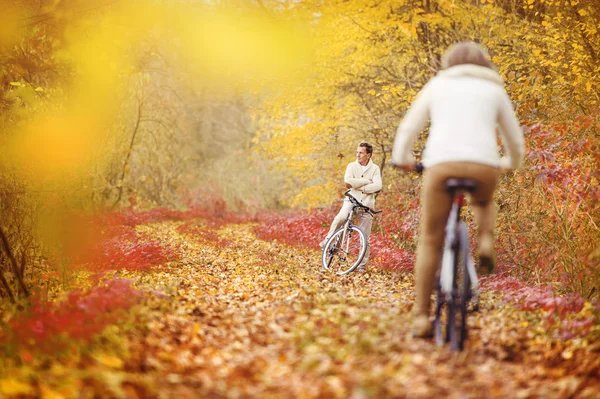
[441, 41, 495, 70]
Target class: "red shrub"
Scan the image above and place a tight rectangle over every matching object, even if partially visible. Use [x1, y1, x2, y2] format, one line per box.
[482, 275, 598, 340]
[254, 202, 416, 271]
[369, 236, 415, 271]
[485, 276, 585, 315]
[377, 195, 421, 244]
[67, 193, 255, 271]
[254, 206, 337, 247]
[2, 279, 142, 354]
[185, 189, 257, 228]
[83, 235, 176, 272]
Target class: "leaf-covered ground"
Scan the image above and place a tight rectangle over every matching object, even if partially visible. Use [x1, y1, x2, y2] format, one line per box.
[1, 217, 599, 398]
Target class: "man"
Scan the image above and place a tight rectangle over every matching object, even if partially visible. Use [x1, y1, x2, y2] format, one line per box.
[320, 141, 383, 272]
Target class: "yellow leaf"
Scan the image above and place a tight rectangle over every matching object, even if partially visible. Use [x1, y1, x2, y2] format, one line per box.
[94, 354, 124, 369]
[505, 19, 511, 24]
[0, 378, 34, 396]
[41, 385, 66, 399]
[578, 9, 587, 16]
[367, 89, 376, 95]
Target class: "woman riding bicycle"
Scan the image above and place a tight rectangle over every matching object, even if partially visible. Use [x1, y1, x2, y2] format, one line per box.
[390, 42, 525, 337]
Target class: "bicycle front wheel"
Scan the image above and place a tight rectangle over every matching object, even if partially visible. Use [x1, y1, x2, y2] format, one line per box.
[321, 226, 367, 275]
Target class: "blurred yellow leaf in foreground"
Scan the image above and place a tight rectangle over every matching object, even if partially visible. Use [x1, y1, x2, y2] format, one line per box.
[93, 353, 125, 369]
[0, 378, 35, 396]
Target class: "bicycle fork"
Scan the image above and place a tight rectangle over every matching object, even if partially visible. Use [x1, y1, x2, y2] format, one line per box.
[339, 219, 353, 260]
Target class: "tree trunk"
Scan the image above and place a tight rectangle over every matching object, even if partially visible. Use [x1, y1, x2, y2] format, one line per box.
[0, 227, 29, 297]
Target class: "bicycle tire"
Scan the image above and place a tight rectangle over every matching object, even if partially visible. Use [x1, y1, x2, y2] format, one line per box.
[434, 280, 449, 346]
[435, 208, 464, 350]
[456, 222, 472, 351]
[321, 225, 367, 275]
[445, 222, 471, 352]
[434, 240, 456, 346]
[435, 290, 457, 347]
[322, 234, 340, 271]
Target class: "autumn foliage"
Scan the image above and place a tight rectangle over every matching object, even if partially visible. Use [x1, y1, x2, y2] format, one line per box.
[2, 279, 142, 356]
[0, 0, 599, 397]
[255, 0, 600, 300]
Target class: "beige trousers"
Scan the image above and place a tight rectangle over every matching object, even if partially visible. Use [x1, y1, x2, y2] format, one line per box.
[327, 201, 373, 268]
[414, 162, 500, 317]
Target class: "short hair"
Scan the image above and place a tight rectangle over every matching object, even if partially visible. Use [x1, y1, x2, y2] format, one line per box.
[441, 41, 496, 70]
[359, 141, 373, 155]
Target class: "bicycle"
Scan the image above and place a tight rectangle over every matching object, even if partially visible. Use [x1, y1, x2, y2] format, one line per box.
[321, 190, 382, 275]
[413, 163, 480, 352]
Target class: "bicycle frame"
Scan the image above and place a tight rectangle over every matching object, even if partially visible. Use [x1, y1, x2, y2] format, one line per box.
[335, 200, 367, 263]
[340, 216, 353, 255]
[440, 194, 479, 299]
[434, 180, 482, 351]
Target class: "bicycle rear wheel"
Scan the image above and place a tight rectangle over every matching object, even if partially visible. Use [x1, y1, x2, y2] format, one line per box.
[434, 280, 452, 346]
[321, 226, 367, 275]
[434, 224, 471, 351]
[455, 222, 472, 351]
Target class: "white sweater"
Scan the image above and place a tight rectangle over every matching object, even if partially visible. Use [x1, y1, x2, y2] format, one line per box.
[344, 160, 382, 209]
[391, 64, 525, 170]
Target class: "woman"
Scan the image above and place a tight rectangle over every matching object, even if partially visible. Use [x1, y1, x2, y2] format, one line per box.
[390, 42, 525, 337]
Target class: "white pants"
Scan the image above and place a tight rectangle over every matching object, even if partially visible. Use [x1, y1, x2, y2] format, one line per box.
[326, 200, 373, 268]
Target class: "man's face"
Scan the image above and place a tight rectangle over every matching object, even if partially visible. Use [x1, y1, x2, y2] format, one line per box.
[356, 146, 371, 166]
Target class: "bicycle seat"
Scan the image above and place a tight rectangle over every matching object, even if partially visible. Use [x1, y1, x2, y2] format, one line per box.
[445, 178, 477, 193]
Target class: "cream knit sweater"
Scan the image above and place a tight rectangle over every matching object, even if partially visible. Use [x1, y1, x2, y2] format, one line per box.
[344, 159, 382, 209]
[391, 64, 525, 170]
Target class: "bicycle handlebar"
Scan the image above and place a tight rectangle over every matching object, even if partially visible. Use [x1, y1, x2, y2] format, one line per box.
[415, 162, 424, 174]
[344, 190, 382, 215]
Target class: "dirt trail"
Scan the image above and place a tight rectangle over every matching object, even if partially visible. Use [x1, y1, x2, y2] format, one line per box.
[114, 220, 599, 398]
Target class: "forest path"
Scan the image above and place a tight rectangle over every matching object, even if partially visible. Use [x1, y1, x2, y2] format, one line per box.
[116, 219, 597, 399]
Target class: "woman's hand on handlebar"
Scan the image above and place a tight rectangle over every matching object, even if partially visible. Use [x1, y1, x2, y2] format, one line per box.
[498, 157, 514, 174]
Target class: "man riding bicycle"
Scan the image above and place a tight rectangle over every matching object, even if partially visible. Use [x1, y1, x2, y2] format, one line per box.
[320, 141, 382, 273]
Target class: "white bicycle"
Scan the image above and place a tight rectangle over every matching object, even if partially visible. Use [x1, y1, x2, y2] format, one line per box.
[321, 190, 381, 275]
[433, 174, 481, 351]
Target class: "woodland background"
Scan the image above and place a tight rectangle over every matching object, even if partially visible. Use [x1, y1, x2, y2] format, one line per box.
[0, 0, 599, 397]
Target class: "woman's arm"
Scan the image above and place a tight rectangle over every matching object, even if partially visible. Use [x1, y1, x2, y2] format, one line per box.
[497, 91, 525, 170]
[391, 82, 433, 166]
